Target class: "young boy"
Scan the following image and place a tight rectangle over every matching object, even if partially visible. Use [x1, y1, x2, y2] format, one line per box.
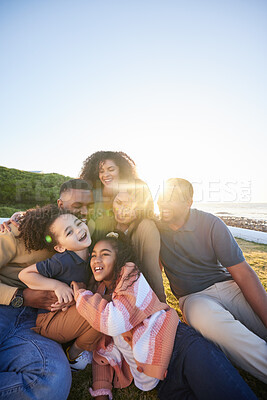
[19, 204, 102, 370]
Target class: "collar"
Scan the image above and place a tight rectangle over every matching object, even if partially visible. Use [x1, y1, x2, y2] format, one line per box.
[159, 209, 197, 232]
[66, 250, 88, 264]
[179, 209, 196, 232]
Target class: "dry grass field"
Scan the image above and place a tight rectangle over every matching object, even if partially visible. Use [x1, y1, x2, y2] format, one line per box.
[69, 239, 267, 399]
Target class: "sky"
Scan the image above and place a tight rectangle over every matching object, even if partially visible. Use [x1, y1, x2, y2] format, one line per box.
[0, 0, 266, 203]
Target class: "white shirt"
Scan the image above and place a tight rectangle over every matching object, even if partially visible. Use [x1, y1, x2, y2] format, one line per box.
[113, 334, 159, 391]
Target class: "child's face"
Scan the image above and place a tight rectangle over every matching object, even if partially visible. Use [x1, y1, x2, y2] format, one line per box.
[51, 214, 91, 253]
[90, 240, 116, 284]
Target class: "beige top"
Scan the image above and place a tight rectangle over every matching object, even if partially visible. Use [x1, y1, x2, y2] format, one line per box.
[128, 219, 166, 303]
[0, 225, 53, 305]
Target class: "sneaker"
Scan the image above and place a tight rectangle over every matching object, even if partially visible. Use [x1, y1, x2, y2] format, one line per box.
[66, 348, 93, 371]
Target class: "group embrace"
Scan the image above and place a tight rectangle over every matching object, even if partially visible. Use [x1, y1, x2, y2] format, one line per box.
[0, 151, 266, 400]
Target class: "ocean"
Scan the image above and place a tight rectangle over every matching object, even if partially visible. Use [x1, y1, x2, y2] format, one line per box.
[194, 203, 267, 221]
[1, 203, 267, 224]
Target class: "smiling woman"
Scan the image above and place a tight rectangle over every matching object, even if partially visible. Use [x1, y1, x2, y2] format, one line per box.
[80, 151, 138, 240]
[112, 179, 166, 302]
[98, 159, 120, 197]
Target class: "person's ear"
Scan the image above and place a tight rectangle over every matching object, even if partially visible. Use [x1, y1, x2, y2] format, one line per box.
[188, 198, 193, 208]
[54, 244, 66, 253]
[57, 199, 63, 209]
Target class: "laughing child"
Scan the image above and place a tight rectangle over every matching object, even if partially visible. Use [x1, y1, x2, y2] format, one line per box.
[72, 233, 256, 399]
[18, 204, 102, 371]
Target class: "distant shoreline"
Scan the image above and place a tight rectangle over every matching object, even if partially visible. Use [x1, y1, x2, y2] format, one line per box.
[219, 216, 267, 233]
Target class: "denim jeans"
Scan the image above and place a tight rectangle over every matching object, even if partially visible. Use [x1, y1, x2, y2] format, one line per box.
[0, 305, 72, 400]
[157, 322, 257, 400]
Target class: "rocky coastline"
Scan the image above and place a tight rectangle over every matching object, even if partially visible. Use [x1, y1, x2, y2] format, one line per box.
[219, 216, 267, 233]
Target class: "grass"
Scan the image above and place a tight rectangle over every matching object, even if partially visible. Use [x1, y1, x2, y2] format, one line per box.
[69, 239, 267, 399]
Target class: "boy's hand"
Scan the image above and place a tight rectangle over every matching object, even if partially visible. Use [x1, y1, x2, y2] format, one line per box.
[54, 282, 74, 304]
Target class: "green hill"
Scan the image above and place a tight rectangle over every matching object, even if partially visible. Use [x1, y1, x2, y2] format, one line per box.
[0, 166, 72, 217]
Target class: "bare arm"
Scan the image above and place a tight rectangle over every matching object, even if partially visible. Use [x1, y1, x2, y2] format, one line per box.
[19, 264, 74, 304]
[136, 220, 166, 302]
[228, 260, 267, 328]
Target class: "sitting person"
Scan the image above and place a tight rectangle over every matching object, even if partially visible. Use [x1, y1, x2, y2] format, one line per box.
[157, 178, 267, 383]
[19, 205, 102, 370]
[80, 151, 137, 240]
[112, 179, 166, 302]
[0, 178, 94, 399]
[72, 233, 256, 400]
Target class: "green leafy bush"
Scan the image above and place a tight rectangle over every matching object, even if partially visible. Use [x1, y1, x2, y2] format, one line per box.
[0, 166, 72, 215]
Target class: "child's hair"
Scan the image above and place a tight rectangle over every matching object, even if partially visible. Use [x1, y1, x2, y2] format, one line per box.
[18, 204, 74, 252]
[94, 232, 140, 292]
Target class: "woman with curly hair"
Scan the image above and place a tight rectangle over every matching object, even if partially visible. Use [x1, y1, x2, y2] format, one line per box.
[80, 151, 137, 196]
[112, 179, 166, 302]
[18, 204, 102, 371]
[80, 151, 138, 240]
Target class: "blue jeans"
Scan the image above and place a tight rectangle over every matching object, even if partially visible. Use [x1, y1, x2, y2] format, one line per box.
[0, 305, 72, 400]
[157, 322, 257, 400]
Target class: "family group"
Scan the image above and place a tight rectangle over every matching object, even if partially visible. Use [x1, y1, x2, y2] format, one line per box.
[0, 151, 266, 400]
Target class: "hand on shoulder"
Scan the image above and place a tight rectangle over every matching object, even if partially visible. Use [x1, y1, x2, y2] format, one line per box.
[0, 212, 24, 233]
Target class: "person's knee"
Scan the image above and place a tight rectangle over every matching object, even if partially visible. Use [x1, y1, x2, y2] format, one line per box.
[28, 334, 71, 399]
[45, 352, 71, 400]
[41, 338, 72, 399]
[0, 337, 71, 400]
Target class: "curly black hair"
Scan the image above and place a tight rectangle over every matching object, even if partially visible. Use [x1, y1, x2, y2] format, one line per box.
[17, 204, 73, 252]
[91, 232, 140, 293]
[80, 151, 137, 188]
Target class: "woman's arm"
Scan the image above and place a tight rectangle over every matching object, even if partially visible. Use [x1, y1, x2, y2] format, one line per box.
[133, 220, 166, 302]
[19, 265, 74, 304]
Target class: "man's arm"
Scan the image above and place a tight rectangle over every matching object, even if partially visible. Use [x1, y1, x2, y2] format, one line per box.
[0, 228, 21, 304]
[228, 260, 267, 328]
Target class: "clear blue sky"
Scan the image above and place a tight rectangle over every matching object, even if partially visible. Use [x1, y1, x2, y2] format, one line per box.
[1, 0, 266, 202]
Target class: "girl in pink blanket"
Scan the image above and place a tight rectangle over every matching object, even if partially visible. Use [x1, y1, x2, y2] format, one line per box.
[73, 233, 256, 400]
